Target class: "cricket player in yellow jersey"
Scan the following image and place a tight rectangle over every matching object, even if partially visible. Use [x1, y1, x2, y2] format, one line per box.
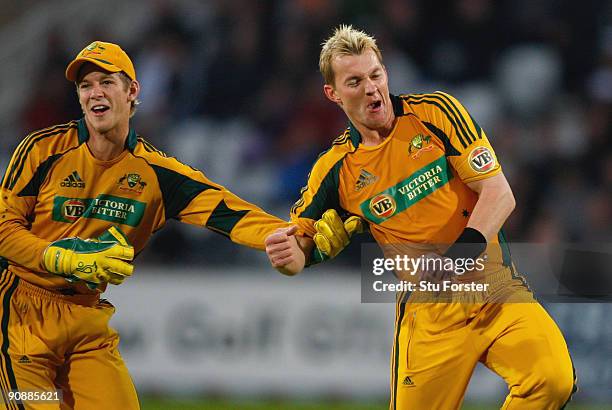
[0, 41, 304, 409]
[265, 26, 576, 409]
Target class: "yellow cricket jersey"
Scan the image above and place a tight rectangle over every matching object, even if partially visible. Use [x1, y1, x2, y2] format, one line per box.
[0, 119, 290, 293]
[291, 92, 512, 273]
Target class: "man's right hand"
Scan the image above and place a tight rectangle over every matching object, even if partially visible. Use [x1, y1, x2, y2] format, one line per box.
[265, 225, 305, 276]
[42, 227, 134, 286]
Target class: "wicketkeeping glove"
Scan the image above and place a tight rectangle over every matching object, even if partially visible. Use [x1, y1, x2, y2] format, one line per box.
[66, 226, 134, 289]
[43, 226, 134, 287]
[311, 209, 364, 264]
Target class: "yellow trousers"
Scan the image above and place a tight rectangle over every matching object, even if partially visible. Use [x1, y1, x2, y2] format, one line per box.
[0, 269, 139, 410]
[390, 292, 576, 409]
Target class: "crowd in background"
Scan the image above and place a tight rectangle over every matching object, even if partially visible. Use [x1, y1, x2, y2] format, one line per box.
[3, 0, 611, 266]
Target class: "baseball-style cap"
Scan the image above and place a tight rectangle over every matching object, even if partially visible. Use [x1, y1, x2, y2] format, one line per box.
[65, 41, 136, 82]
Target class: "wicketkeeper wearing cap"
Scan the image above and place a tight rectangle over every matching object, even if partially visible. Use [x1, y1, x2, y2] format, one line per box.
[0, 41, 308, 409]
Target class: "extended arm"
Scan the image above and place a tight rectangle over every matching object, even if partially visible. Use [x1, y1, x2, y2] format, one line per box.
[265, 209, 363, 276]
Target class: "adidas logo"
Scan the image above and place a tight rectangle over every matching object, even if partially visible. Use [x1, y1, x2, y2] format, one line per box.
[355, 169, 378, 191]
[402, 375, 414, 386]
[18, 355, 31, 364]
[60, 171, 85, 188]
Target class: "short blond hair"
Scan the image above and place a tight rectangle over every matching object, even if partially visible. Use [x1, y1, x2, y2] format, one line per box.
[319, 25, 383, 86]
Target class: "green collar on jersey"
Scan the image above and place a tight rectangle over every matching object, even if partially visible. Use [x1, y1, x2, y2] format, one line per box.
[77, 118, 138, 151]
[347, 94, 406, 149]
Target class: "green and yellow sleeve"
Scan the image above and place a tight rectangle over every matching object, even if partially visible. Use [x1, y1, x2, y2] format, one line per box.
[144, 154, 292, 251]
[289, 146, 348, 238]
[0, 123, 80, 272]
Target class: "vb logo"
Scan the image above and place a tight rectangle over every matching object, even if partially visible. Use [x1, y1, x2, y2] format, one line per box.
[369, 194, 396, 218]
[62, 199, 85, 222]
[469, 146, 495, 173]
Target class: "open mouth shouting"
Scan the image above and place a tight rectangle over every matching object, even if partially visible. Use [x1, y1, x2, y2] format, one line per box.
[91, 104, 110, 116]
[367, 99, 382, 112]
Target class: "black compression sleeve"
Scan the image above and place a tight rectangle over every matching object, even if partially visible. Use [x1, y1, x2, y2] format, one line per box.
[444, 227, 487, 260]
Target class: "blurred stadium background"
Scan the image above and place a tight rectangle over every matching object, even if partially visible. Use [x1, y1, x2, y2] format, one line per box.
[0, 0, 610, 408]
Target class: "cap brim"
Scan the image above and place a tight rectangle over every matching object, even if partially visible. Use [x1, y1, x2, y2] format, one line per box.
[65, 57, 123, 82]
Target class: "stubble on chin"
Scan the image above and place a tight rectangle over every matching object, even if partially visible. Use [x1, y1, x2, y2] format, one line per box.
[88, 118, 112, 135]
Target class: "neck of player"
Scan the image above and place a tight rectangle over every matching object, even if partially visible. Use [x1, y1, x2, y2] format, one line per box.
[356, 115, 397, 146]
[86, 121, 129, 161]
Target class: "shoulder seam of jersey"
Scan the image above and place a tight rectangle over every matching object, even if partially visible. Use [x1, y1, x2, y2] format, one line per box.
[131, 149, 220, 222]
[133, 138, 204, 176]
[136, 136, 168, 157]
[291, 148, 346, 218]
[4, 121, 79, 191]
[401, 93, 478, 149]
[291, 129, 356, 215]
[422, 121, 462, 156]
[433, 91, 481, 144]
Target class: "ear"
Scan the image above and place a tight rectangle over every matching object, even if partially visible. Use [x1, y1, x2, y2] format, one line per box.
[128, 80, 140, 102]
[323, 84, 342, 105]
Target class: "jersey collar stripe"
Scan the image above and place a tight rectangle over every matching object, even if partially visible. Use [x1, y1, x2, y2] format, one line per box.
[77, 118, 138, 152]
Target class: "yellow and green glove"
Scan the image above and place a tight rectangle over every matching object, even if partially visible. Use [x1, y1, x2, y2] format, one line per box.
[43, 226, 134, 288]
[311, 209, 365, 264]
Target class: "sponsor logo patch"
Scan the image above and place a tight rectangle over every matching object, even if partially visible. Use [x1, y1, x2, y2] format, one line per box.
[360, 156, 453, 224]
[53, 195, 146, 227]
[369, 194, 396, 219]
[468, 146, 495, 173]
[61, 199, 86, 222]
